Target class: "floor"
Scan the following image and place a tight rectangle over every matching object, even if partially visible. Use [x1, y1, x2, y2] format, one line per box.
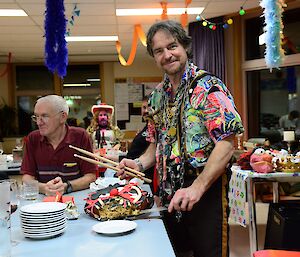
[229, 202, 269, 257]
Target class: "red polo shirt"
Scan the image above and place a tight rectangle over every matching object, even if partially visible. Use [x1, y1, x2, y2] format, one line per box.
[21, 125, 97, 183]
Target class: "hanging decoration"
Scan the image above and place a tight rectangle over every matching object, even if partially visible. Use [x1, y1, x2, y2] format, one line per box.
[194, 0, 248, 30]
[260, 0, 286, 70]
[195, 16, 234, 30]
[44, 0, 68, 78]
[0, 52, 12, 78]
[66, 4, 80, 36]
[116, 24, 146, 66]
[180, 0, 192, 27]
[161, 2, 168, 20]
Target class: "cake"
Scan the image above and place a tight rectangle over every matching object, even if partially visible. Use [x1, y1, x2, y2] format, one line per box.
[84, 183, 154, 221]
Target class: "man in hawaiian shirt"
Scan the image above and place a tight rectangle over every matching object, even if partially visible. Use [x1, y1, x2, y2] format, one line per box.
[117, 20, 244, 257]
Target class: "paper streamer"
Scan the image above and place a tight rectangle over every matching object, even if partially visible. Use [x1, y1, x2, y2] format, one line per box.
[116, 24, 146, 66]
[0, 52, 12, 78]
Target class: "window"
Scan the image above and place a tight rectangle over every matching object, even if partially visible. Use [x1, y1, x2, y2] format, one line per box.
[16, 66, 53, 91]
[245, 7, 300, 61]
[246, 65, 300, 143]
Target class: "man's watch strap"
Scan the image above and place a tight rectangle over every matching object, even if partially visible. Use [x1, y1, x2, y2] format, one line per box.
[65, 180, 73, 194]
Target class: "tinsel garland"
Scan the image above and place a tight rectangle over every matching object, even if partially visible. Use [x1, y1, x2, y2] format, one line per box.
[260, 0, 286, 70]
[44, 0, 68, 78]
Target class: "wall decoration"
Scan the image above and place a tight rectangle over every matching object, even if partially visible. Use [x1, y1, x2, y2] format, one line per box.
[260, 0, 286, 70]
[44, 0, 68, 78]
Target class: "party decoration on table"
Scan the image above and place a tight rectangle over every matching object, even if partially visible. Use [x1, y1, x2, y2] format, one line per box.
[65, 4, 80, 37]
[237, 151, 252, 170]
[229, 168, 247, 227]
[0, 52, 12, 78]
[250, 148, 274, 173]
[273, 151, 300, 173]
[84, 183, 154, 221]
[43, 192, 79, 219]
[260, 0, 286, 70]
[44, 0, 68, 78]
[116, 24, 146, 66]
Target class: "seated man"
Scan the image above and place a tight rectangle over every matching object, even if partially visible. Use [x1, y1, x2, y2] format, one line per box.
[21, 95, 97, 196]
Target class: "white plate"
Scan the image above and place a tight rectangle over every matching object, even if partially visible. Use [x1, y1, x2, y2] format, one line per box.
[23, 227, 66, 239]
[20, 202, 67, 214]
[22, 223, 66, 233]
[20, 209, 65, 217]
[20, 215, 66, 224]
[92, 220, 137, 235]
[21, 218, 66, 228]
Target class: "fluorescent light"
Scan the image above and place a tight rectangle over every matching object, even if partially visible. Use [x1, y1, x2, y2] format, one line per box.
[87, 78, 100, 82]
[63, 83, 91, 87]
[0, 9, 27, 16]
[66, 36, 118, 42]
[116, 7, 204, 16]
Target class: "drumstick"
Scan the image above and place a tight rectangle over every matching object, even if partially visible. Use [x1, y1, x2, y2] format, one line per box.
[74, 154, 152, 184]
[69, 145, 145, 177]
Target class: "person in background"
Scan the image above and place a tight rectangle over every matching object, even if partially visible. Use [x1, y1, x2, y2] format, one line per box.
[279, 110, 299, 130]
[117, 20, 244, 257]
[118, 95, 155, 191]
[87, 103, 123, 150]
[21, 95, 97, 196]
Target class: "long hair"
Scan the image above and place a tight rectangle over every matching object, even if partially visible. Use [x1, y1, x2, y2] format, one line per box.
[146, 20, 192, 59]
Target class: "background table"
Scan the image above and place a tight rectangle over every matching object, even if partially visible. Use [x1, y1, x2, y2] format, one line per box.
[229, 166, 300, 256]
[11, 188, 176, 257]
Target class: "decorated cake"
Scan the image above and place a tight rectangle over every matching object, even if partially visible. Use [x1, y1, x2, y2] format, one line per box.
[84, 183, 154, 221]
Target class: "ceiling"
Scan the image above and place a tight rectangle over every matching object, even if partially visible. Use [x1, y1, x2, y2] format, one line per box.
[0, 0, 261, 64]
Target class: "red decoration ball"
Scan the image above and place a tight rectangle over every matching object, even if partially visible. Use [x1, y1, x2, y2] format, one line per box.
[110, 188, 119, 196]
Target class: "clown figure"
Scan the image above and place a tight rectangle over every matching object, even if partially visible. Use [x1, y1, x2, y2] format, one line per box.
[87, 104, 123, 151]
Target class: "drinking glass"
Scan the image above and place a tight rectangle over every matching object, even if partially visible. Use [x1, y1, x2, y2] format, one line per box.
[21, 180, 39, 201]
[0, 180, 11, 257]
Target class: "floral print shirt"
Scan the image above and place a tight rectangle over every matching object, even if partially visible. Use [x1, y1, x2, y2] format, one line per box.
[147, 62, 244, 173]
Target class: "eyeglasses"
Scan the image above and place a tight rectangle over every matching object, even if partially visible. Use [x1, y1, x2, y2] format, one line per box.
[31, 111, 63, 123]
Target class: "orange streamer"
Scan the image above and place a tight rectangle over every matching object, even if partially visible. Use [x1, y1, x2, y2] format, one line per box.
[161, 2, 168, 20]
[0, 52, 12, 78]
[116, 24, 147, 66]
[181, 0, 192, 27]
[181, 12, 188, 27]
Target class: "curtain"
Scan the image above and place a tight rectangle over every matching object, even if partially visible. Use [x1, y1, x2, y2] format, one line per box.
[188, 17, 225, 81]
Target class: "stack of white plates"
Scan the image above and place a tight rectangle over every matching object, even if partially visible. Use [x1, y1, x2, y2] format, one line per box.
[20, 202, 67, 239]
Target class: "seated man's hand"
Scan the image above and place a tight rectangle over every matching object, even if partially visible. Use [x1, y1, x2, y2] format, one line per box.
[44, 177, 65, 196]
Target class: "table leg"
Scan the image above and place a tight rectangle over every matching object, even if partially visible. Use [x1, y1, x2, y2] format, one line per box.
[247, 177, 258, 255]
[273, 182, 279, 203]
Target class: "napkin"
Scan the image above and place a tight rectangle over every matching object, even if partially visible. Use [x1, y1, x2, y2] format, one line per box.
[43, 192, 79, 220]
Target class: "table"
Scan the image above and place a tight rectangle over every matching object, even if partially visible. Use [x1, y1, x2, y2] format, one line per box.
[11, 189, 176, 257]
[229, 166, 300, 256]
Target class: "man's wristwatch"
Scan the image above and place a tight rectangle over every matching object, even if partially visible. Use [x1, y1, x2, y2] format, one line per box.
[134, 158, 144, 172]
[65, 181, 73, 194]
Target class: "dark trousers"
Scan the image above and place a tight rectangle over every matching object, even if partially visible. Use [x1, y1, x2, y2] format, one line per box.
[163, 173, 230, 257]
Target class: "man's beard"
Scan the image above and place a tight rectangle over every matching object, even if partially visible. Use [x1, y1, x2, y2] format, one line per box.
[98, 119, 108, 128]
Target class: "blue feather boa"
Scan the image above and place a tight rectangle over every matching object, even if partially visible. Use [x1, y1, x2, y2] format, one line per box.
[260, 0, 285, 71]
[44, 0, 68, 78]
